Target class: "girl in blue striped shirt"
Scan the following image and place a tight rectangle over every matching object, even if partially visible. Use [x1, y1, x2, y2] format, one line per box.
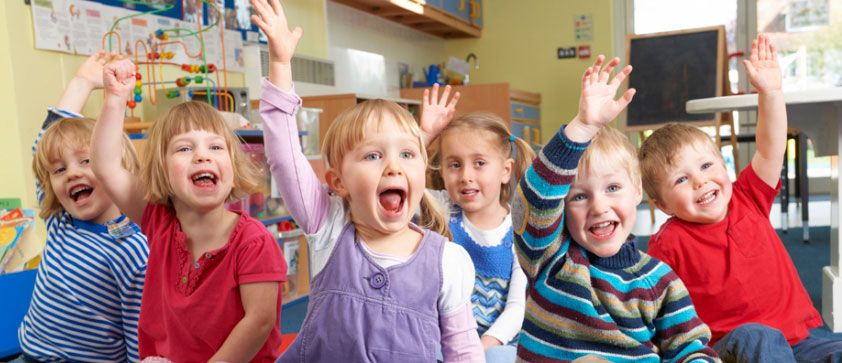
[16, 51, 149, 363]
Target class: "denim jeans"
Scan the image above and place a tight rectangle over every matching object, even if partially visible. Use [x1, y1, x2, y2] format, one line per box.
[713, 323, 842, 363]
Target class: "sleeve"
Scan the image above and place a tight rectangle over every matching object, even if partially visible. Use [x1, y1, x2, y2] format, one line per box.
[260, 78, 332, 234]
[652, 265, 720, 363]
[735, 164, 781, 217]
[236, 227, 287, 285]
[646, 227, 676, 268]
[33, 108, 84, 204]
[438, 243, 483, 362]
[513, 126, 589, 280]
[482, 249, 526, 344]
[119, 257, 148, 363]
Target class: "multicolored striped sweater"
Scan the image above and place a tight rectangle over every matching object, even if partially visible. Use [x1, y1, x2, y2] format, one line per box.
[511, 127, 719, 363]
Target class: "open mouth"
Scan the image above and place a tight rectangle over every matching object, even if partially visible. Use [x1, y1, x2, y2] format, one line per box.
[378, 188, 407, 216]
[588, 220, 618, 239]
[68, 184, 93, 202]
[696, 190, 718, 206]
[191, 171, 218, 187]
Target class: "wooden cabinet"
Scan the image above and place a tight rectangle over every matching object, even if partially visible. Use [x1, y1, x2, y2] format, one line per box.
[332, 0, 482, 38]
[300, 93, 421, 152]
[400, 83, 542, 148]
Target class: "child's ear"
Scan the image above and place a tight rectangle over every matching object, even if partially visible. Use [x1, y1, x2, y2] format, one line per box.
[325, 168, 349, 197]
[501, 157, 515, 184]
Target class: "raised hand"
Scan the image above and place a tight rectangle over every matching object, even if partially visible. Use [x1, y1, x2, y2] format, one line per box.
[744, 33, 781, 93]
[103, 59, 137, 101]
[420, 84, 461, 146]
[251, 0, 302, 65]
[576, 55, 635, 128]
[75, 50, 120, 90]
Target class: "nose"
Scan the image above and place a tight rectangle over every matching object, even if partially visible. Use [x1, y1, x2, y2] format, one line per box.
[193, 148, 211, 163]
[590, 195, 609, 216]
[66, 164, 83, 180]
[692, 175, 707, 190]
[384, 156, 403, 176]
[459, 166, 473, 183]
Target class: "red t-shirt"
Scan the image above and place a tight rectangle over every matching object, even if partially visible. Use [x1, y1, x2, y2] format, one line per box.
[648, 165, 822, 345]
[138, 203, 286, 362]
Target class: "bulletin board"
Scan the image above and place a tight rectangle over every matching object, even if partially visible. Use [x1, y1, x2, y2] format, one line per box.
[621, 26, 725, 131]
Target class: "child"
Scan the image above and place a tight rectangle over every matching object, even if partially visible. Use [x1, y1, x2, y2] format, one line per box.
[17, 51, 149, 362]
[640, 35, 842, 361]
[250, 0, 483, 361]
[513, 55, 719, 362]
[422, 88, 534, 362]
[91, 58, 287, 362]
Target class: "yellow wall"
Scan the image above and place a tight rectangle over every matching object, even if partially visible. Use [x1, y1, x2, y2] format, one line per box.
[445, 1, 616, 135]
[0, 0, 328, 214]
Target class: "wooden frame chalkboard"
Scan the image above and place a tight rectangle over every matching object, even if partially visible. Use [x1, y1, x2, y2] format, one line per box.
[622, 26, 725, 131]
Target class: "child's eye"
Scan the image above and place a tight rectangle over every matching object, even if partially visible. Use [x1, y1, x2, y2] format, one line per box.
[607, 184, 621, 193]
[400, 151, 414, 159]
[675, 176, 687, 185]
[701, 162, 713, 170]
[211, 144, 225, 151]
[570, 193, 587, 202]
[448, 161, 461, 169]
[363, 152, 381, 161]
[176, 146, 191, 153]
[80, 159, 90, 166]
[475, 160, 486, 167]
[52, 166, 66, 175]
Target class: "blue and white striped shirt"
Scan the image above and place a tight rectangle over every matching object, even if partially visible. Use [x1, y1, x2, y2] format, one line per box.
[18, 109, 149, 362]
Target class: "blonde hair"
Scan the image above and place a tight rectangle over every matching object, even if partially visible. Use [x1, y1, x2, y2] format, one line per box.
[33, 117, 140, 219]
[141, 101, 261, 205]
[577, 126, 641, 191]
[638, 123, 722, 201]
[430, 112, 536, 205]
[322, 99, 450, 239]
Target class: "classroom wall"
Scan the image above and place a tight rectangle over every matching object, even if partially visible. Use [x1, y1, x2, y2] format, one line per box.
[0, 0, 328, 216]
[444, 1, 618, 135]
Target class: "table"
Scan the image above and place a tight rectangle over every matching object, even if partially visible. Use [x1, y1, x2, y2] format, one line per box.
[687, 87, 842, 332]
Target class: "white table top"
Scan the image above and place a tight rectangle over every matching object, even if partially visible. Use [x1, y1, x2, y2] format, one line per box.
[686, 87, 842, 113]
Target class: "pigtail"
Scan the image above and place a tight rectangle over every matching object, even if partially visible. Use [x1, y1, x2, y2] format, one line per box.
[419, 190, 452, 240]
[502, 136, 536, 205]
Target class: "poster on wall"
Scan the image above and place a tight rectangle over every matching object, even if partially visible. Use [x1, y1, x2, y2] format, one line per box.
[32, 0, 73, 53]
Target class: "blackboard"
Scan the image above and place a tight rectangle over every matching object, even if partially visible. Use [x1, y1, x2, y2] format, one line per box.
[622, 26, 725, 131]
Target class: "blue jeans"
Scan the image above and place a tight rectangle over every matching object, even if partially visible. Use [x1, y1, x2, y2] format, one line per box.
[713, 323, 842, 363]
[485, 344, 517, 363]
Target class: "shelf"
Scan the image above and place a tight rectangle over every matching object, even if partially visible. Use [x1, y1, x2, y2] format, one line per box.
[331, 0, 481, 39]
[279, 229, 305, 239]
[261, 215, 294, 226]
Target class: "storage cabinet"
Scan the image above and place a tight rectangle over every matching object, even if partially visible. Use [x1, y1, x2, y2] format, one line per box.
[400, 83, 542, 149]
[331, 0, 482, 38]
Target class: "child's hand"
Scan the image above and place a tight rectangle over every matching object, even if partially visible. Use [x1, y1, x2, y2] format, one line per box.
[74, 50, 120, 90]
[251, 0, 302, 65]
[103, 59, 136, 101]
[567, 55, 636, 142]
[744, 33, 781, 94]
[420, 84, 461, 146]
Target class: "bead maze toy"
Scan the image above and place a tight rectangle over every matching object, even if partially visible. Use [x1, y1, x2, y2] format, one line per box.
[101, 0, 235, 116]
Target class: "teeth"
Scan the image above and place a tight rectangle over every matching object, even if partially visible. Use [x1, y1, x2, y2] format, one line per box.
[697, 191, 716, 204]
[592, 221, 613, 229]
[69, 185, 91, 197]
[192, 172, 214, 181]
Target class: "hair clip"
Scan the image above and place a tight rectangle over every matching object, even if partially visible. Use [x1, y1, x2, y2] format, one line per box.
[509, 134, 516, 142]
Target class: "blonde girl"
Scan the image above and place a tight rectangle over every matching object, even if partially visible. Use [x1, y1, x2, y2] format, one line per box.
[92, 59, 286, 362]
[423, 100, 535, 363]
[250, 0, 483, 361]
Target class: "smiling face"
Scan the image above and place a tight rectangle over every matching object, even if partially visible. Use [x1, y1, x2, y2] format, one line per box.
[654, 143, 732, 224]
[327, 119, 426, 239]
[48, 144, 120, 224]
[439, 128, 512, 220]
[565, 161, 642, 258]
[165, 129, 234, 212]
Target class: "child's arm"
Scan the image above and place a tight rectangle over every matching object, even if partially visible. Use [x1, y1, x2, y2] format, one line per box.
[33, 51, 117, 201]
[746, 34, 786, 188]
[513, 56, 635, 278]
[91, 59, 147, 223]
[252, 0, 329, 234]
[652, 268, 719, 362]
[207, 281, 279, 362]
[419, 83, 461, 147]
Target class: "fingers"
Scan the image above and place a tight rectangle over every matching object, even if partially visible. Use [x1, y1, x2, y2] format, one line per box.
[447, 91, 461, 109]
[743, 59, 756, 79]
[292, 26, 303, 40]
[600, 57, 620, 83]
[423, 88, 430, 106]
[271, 0, 286, 19]
[430, 83, 440, 106]
[251, 14, 268, 33]
[439, 85, 452, 106]
[770, 43, 778, 62]
[609, 65, 633, 87]
[619, 88, 636, 108]
[251, 0, 270, 18]
[749, 38, 759, 63]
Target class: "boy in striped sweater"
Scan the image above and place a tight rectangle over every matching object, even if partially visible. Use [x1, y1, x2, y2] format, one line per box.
[15, 51, 149, 362]
[512, 55, 719, 363]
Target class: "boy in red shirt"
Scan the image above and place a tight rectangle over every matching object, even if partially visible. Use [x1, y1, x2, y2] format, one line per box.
[639, 34, 842, 361]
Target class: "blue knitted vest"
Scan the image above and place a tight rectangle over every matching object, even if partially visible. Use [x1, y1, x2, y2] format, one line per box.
[449, 210, 513, 334]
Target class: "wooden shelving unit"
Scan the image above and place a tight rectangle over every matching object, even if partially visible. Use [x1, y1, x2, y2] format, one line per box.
[332, 0, 481, 38]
